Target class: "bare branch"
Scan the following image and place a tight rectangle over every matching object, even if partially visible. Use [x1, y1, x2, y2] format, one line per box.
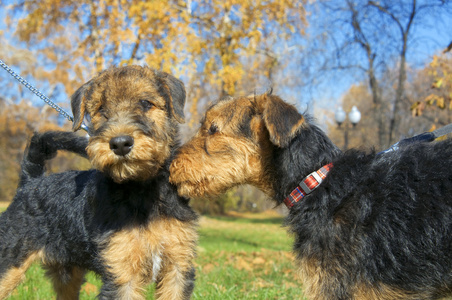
[444, 41, 452, 53]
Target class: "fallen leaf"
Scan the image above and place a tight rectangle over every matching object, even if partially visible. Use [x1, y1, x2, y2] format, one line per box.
[235, 257, 252, 271]
[82, 283, 98, 295]
[252, 257, 266, 265]
[203, 263, 215, 274]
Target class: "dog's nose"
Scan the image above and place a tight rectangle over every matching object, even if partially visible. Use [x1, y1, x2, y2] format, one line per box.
[109, 135, 134, 156]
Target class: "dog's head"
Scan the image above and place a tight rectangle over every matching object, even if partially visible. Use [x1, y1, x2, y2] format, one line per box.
[169, 93, 305, 198]
[71, 65, 185, 183]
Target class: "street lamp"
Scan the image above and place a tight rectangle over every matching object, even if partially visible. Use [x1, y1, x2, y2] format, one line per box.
[334, 107, 346, 127]
[335, 105, 361, 150]
[348, 106, 361, 127]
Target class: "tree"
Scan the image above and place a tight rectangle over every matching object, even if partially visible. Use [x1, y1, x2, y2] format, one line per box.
[1, 1, 308, 213]
[412, 52, 452, 119]
[327, 84, 375, 150]
[3, 0, 307, 124]
[326, 61, 452, 154]
[368, 0, 450, 145]
[307, 0, 452, 149]
[0, 100, 90, 201]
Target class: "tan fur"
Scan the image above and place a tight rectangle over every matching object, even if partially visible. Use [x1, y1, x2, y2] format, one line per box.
[254, 94, 306, 147]
[170, 95, 278, 198]
[353, 284, 428, 300]
[154, 219, 198, 300]
[102, 219, 198, 300]
[87, 123, 171, 183]
[296, 257, 324, 300]
[298, 256, 431, 300]
[47, 266, 86, 300]
[0, 251, 42, 299]
[170, 133, 271, 197]
[77, 66, 178, 183]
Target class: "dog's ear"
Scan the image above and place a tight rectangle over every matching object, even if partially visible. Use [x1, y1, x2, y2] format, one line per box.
[70, 82, 91, 131]
[155, 71, 186, 124]
[256, 94, 305, 148]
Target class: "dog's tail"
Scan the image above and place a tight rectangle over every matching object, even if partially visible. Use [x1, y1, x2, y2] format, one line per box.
[19, 131, 89, 186]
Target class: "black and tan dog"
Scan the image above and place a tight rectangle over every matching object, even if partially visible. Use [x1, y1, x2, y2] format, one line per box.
[0, 66, 198, 300]
[170, 92, 452, 300]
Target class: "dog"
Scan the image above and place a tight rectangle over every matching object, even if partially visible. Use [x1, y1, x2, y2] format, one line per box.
[0, 65, 198, 300]
[169, 92, 452, 300]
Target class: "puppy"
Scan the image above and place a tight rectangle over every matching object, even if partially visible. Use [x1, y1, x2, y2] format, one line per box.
[0, 66, 198, 300]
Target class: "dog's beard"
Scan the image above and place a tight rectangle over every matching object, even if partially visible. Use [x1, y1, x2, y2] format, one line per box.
[87, 136, 170, 183]
[101, 159, 161, 183]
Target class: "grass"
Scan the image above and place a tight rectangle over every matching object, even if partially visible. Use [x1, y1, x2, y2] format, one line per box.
[0, 204, 305, 299]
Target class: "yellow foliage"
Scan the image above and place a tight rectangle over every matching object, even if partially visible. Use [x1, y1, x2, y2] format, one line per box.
[0, 101, 89, 202]
[421, 54, 452, 113]
[4, 0, 308, 127]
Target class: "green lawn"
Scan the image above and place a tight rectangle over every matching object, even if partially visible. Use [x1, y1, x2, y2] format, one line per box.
[0, 205, 305, 299]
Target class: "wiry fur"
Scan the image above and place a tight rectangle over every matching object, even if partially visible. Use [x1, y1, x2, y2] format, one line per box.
[0, 65, 198, 300]
[170, 93, 452, 300]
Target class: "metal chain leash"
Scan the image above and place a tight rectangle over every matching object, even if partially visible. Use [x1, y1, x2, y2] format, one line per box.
[0, 58, 88, 132]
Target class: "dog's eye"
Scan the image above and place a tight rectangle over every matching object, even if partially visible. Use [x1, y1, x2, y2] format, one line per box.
[208, 124, 219, 135]
[98, 106, 107, 118]
[140, 100, 154, 112]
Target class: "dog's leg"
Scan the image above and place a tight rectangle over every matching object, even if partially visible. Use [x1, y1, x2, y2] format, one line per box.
[154, 220, 198, 300]
[97, 217, 197, 300]
[43, 265, 86, 300]
[0, 251, 41, 299]
[0, 206, 43, 299]
[97, 276, 146, 300]
[99, 247, 196, 300]
[155, 263, 195, 300]
[98, 228, 157, 300]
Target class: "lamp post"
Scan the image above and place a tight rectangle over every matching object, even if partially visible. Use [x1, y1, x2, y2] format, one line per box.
[335, 105, 361, 150]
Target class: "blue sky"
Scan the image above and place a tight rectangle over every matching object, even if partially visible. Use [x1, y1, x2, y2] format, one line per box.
[298, 0, 452, 119]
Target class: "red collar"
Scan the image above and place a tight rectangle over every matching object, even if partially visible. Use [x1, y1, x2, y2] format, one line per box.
[283, 163, 333, 208]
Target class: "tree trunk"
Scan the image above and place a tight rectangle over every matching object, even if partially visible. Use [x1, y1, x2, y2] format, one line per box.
[368, 60, 386, 149]
[388, 50, 407, 145]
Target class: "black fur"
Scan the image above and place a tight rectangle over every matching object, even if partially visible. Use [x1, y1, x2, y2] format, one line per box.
[19, 131, 89, 185]
[0, 131, 197, 299]
[275, 119, 452, 299]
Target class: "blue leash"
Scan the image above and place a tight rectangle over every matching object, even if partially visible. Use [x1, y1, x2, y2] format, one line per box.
[378, 123, 452, 155]
[0, 58, 89, 133]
